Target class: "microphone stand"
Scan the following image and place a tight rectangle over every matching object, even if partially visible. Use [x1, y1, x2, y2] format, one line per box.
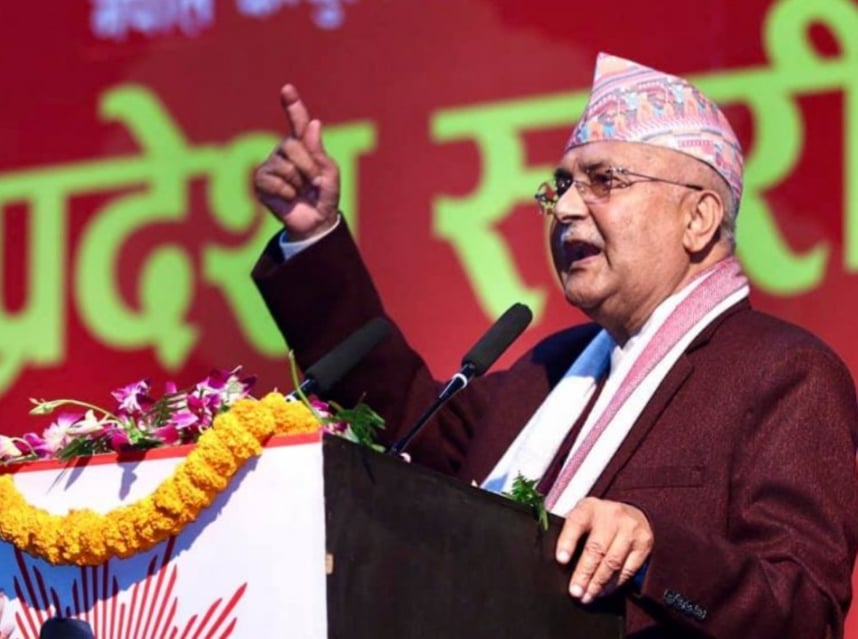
[387, 363, 475, 457]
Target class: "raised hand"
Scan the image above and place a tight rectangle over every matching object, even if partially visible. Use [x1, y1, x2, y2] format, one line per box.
[556, 497, 653, 603]
[254, 84, 341, 240]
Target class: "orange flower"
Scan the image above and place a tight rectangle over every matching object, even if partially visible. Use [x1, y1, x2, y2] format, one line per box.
[0, 395, 321, 566]
[263, 393, 321, 434]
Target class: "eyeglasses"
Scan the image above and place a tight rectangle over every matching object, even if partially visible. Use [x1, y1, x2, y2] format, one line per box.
[534, 166, 703, 217]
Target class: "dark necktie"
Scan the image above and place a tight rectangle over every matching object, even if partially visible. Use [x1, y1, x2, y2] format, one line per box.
[536, 373, 608, 495]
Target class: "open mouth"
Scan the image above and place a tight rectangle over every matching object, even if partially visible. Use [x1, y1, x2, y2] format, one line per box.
[563, 239, 602, 265]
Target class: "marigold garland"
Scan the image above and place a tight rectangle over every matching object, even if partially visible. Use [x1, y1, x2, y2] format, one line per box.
[0, 393, 321, 566]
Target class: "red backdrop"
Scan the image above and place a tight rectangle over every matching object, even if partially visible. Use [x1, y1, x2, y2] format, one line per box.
[2, 0, 857, 630]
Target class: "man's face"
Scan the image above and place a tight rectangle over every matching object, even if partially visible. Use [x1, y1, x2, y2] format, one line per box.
[549, 141, 697, 341]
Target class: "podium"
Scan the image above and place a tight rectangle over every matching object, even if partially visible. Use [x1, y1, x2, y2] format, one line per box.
[0, 433, 624, 638]
[324, 435, 624, 638]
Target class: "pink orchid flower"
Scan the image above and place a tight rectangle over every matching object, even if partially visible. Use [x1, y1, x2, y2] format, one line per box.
[106, 427, 130, 450]
[111, 379, 153, 415]
[42, 412, 82, 454]
[153, 424, 181, 445]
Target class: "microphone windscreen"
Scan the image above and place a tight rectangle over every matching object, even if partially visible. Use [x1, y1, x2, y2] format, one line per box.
[461, 303, 532, 376]
[39, 617, 95, 639]
[303, 317, 391, 394]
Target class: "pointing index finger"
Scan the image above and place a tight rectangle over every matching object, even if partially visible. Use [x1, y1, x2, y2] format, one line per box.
[280, 83, 311, 139]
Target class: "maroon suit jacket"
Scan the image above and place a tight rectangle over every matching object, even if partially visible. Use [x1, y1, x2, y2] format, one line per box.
[253, 222, 858, 638]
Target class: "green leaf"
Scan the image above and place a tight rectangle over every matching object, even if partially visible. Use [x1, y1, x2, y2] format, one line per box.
[287, 350, 320, 419]
[503, 474, 549, 531]
[143, 392, 186, 428]
[324, 399, 386, 452]
[56, 437, 100, 461]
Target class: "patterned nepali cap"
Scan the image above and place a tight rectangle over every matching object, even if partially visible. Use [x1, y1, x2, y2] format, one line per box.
[566, 52, 743, 205]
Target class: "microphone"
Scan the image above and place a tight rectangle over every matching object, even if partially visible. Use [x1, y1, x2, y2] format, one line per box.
[289, 317, 391, 398]
[39, 617, 95, 639]
[388, 303, 533, 456]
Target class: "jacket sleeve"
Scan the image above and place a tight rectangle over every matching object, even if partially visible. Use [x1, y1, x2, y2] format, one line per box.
[251, 221, 495, 474]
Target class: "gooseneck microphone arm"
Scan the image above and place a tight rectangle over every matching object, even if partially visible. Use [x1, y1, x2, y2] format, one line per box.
[387, 362, 476, 457]
[388, 303, 533, 457]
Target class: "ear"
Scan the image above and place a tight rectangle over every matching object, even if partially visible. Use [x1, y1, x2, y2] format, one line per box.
[682, 190, 724, 253]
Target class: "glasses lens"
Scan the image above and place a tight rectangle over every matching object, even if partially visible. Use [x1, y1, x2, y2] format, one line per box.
[586, 168, 614, 199]
[554, 175, 573, 198]
[535, 182, 556, 213]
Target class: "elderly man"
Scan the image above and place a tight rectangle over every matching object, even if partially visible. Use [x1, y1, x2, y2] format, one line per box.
[252, 53, 858, 637]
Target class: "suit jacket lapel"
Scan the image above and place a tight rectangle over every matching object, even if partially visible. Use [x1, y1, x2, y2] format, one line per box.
[589, 299, 749, 497]
[590, 355, 693, 497]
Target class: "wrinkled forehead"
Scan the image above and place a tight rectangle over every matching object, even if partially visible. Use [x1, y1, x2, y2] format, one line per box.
[558, 140, 668, 173]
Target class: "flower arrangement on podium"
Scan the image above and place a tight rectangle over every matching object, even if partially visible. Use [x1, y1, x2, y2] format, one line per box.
[0, 366, 550, 638]
[0, 366, 384, 568]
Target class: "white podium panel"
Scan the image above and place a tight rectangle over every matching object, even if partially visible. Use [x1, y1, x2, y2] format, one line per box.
[0, 433, 327, 639]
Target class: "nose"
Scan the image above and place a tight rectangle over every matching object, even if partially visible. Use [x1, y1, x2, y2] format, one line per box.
[552, 182, 588, 225]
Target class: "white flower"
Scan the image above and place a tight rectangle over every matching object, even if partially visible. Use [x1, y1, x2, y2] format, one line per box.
[68, 410, 106, 436]
[0, 435, 20, 458]
[43, 424, 70, 454]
